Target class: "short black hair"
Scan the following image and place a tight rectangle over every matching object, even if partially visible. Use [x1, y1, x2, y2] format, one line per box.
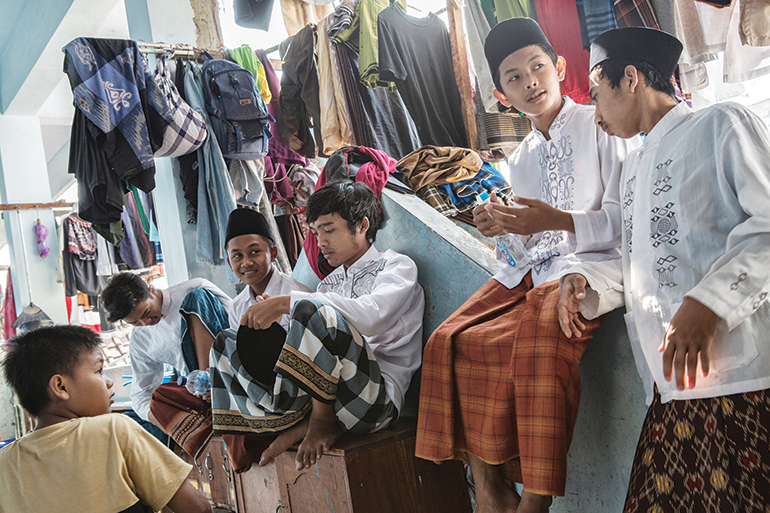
[592, 59, 677, 100]
[306, 181, 383, 243]
[2, 326, 102, 417]
[493, 43, 558, 93]
[100, 272, 151, 323]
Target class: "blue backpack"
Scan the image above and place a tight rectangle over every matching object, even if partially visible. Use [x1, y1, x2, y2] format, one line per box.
[201, 58, 274, 160]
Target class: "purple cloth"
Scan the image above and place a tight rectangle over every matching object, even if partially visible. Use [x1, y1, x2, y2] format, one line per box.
[256, 49, 309, 204]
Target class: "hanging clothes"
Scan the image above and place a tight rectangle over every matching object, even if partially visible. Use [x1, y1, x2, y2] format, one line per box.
[62, 38, 172, 225]
[378, 5, 468, 147]
[464, 0, 498, 112]
[329, 3, 421, 159]
[613, 0, 660, 29]
[576, 0, 618, 50]
[740, 0, 770, 46]
[316, 16, 356, 155]
[279, 24, 321, 158]
[3, 272, 16, 341]
[346, 0, 406, 89]
[233, 0, 276, 31]
[174, 57, 200, 221]
[228, 44, 272, 103]
[280, 0, 334, 36]
[184, 61, 238, 267]
[533, 0, 592, 103]
[495, 0, 538, 20]
[62, 215, 109, 297]
[255, 48, 311, 205]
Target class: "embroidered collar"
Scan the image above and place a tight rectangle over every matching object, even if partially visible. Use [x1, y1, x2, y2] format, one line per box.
[642, 101, 692, 149]
[531, 96, 576, 140]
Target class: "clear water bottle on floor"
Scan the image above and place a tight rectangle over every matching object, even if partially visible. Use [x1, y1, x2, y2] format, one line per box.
[477, 191, 531, 268]
[178, 370, 210, 396]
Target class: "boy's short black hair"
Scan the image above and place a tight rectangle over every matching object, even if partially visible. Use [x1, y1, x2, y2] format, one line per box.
[2, 326, 102, 417]
[492, 43, 558, 93]
[592, 59, 677, 100]
[305, 181, 383, 243]
[100, 272, 151, 323]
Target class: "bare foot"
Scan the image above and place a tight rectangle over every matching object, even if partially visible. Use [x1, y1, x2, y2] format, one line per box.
[515, 491, 552, 513]
[468, 454, 520, 513]
[295, 400, 342, 470]
[258, 416, 309, 466]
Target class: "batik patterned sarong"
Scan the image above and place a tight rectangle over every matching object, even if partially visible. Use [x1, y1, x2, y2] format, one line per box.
[624, 387, 770, 513]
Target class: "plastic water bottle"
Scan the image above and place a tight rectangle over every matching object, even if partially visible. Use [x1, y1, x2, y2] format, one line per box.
[178, 370, 210, 396]
[477, 191, 531, 268]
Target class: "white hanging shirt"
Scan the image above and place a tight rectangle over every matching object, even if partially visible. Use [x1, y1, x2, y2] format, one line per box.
[573, 101, 770, 405]
[228, 268, 312, 330]
[129, 278, 232, 420]
[493, 97, 640, 290]
[289, 245, 425, 413]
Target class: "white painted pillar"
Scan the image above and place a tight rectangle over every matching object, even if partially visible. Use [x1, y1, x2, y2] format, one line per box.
[123, 0, 236, 295]
[0, 116, 67, 324]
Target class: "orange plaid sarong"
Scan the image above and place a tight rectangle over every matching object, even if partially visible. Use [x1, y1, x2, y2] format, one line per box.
[415, 274, 602, 496]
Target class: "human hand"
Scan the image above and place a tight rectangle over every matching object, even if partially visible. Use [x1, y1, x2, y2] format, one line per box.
[473, 192, 504, 237]
[255, 292, 271, 302]
[660, 297, 718, 390]
[485, 195, 574, 236]
[557, 273, 588, 338]
[240, 296, 290, 330]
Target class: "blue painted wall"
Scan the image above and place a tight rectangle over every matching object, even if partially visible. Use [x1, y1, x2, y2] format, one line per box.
[0, 0, 75, 113]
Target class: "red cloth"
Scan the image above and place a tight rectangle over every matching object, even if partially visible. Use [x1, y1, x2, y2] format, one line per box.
[534, 0, 591, 104]
[3, 272, 16, 341]
[302, 147, 396, 279]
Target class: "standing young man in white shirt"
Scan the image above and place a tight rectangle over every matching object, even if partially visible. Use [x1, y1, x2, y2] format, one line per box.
[224, 207, 310, 331]
[210, 181, 424, 472]
[415, 18, 638, 513]
[558, 27, 770, 512]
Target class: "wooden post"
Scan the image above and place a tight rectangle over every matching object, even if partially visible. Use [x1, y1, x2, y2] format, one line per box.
[446, 0, 479, 151]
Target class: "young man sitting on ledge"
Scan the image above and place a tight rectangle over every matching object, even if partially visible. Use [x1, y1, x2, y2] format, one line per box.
[209, 181, 425, 470]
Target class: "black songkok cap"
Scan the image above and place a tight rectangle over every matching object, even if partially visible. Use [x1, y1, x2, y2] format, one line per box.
[589, 27, 683, 78]
[224, 207, 273, 249]
[484, 17, 553, 91]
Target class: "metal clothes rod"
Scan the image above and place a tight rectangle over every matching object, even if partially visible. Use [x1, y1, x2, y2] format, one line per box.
[0, 201, 75, 211]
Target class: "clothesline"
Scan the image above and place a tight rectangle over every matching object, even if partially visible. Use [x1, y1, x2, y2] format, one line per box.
[137, 41, 282, 70]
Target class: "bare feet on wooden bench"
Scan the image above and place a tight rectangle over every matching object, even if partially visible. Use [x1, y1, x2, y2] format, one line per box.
[295, 400, 342, 470]
[258, 416, 309, 466]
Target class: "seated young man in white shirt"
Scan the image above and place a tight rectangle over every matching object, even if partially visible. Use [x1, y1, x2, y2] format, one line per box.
[225, 207, 311, 331]
[558, 27, 770, 513]
[210, 181, 425, 471]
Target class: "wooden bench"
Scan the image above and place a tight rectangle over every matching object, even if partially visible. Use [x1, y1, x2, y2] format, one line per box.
[176, 418, 471, 513]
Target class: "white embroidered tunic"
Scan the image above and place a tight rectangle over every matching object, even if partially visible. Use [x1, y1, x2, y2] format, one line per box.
[289, 245, 425, 413]
[575, 102, 770, 404]
[129, 278, 232, 420]
[228, 269, 311, 331]
[493, 97, 640, 289]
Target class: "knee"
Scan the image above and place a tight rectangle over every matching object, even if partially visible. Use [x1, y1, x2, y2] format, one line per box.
[291, 299, 323, 325]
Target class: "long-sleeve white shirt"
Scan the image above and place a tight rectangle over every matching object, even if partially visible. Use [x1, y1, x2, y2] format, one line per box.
[228, 268, 311, 330]
[493, 97, 640, 289]
[572, 101, 770, 405]
[129, 278, 232, 420]
[289, 245, 425, 413]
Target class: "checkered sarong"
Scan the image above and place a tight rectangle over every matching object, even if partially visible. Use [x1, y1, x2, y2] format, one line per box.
[154, 50, 207, 157]
[416, 275, 602, 496]
[614, 0, 660, 29]
[624, 387, 770, 513]
[212, 299, 396, 437]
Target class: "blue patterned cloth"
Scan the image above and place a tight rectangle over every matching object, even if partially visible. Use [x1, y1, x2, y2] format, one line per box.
[437, 161, 515, 214]
[179, 288, 231, 373]
[63, 38, 172, 173]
